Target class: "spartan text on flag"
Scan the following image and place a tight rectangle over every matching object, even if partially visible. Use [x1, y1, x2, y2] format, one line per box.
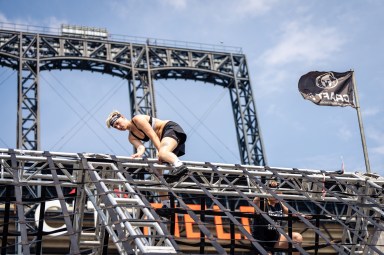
[315, 92, 351, 104]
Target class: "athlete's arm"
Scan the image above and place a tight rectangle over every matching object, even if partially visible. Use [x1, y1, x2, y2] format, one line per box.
[253, 196, 261, 210]
[129, 133, 146, 158]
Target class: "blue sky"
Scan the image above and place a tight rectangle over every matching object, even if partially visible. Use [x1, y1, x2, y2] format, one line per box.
[0, 0, 383, 175]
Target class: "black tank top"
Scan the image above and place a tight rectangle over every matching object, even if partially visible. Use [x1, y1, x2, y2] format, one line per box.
[131, 116, 153, 142]
[266, 202, 283, 230]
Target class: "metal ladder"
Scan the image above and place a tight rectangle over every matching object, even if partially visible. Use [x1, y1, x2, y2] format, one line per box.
[79, 155, 177, 255]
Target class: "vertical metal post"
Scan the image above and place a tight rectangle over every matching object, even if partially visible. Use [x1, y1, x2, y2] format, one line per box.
[145, 43, 157, 119]
[199, 196, 206, 254]
[16, 32, 40, 150]
[352, 70, 371, 174]
[170, 194, 176, 236]
[145, 43, 157, 158]
[228, 53, 266, 166]
[230, 201, 235, 255]
[229, 55, 252, 164]
[36, 35, 40, 150]
[288, 212, 293, 255]
[35, 187, 46, 255]
[17, 33, 23, 149]
[1, 186, 12, 255]
[129, 44, 156, 158]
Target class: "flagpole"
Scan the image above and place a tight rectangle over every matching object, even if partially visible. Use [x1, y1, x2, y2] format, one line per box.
[351, 70, 371, 174]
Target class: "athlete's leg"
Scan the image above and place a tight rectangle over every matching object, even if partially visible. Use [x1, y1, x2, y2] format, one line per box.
[274, 232, 303, 255]
[156, 137, 179, 206]
[158, 137, 179, 165]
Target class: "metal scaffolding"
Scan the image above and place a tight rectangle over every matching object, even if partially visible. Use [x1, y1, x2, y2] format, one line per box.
[0, 148, 383, 254]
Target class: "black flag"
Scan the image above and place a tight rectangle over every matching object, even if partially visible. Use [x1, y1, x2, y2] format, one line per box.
[298, 71, 355, 107]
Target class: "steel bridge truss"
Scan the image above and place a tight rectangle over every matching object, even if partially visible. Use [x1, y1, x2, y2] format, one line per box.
[0, 28, 265, 165]
[0, 148, 383, 255]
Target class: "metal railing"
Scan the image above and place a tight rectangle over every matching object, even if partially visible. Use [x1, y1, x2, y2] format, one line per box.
[0, 22, 243, 54]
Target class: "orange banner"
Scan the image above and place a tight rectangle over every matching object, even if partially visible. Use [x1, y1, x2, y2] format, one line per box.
[150, 203, 254, 240]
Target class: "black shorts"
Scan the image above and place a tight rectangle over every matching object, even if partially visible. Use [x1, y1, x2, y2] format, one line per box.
[252, 227, 280, 249]
[252, 215, 280, 249]
[161, 121, 187, 157]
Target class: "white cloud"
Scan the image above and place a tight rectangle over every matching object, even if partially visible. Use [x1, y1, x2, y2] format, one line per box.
[367, 127, 384, 143]
[372, 146, 384, 155]
[253, 18, 348, 97]
[259, 21, 346, 67]
[265, 103, 278, 116]
[160, 0, 277, 16]
[362, 107, 380, 117]
[254, 69, 290, 96]
[45, 16, 68, 30]
[0, 13, 9, 23]
[233, 0, 278, 16]
[163, 0, 187, 10]
[0, 13, 66, 34]
[107, 0, 140, 20]
[338, 126, 353, 141]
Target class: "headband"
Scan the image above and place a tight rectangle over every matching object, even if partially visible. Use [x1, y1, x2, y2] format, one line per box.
[109, 114, 121, 127]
